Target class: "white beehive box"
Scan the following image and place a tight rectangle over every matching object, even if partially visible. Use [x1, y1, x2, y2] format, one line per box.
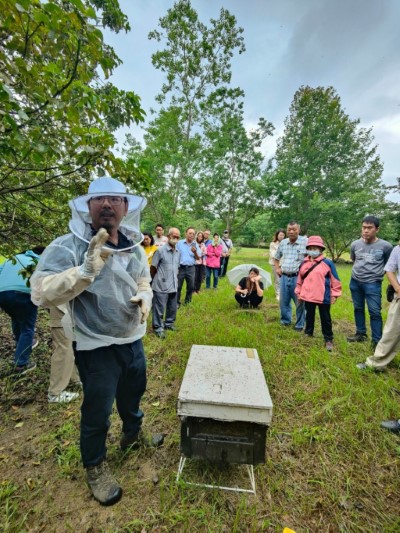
[177, 345, 273, 425]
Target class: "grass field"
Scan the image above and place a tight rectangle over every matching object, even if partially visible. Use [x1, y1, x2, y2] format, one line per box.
[0, 247, 399, 532]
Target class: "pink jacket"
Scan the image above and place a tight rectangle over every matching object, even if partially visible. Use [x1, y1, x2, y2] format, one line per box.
[295, 255, 342, 304]
[206, 243, 222, 268]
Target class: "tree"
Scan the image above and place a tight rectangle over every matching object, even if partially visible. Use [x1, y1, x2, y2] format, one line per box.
[199, 89, 274, 232]
[267, 86, 387, 259]
[146, 0, 245, 213]
[0, 0, 145, 253]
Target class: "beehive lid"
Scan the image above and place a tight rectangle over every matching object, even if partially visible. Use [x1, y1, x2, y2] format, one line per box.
[177, 345, 273, 425]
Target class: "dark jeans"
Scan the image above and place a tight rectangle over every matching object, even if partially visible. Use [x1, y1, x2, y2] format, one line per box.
[349, 277, 382, 343]
[304, 301, 333, 341]
[74, 339, 146, 467]
[194, 264, 205, 292]
[177, 265, 195, 304]
[219, 256, 230, 277]
[0, 290, 37, 366]
[152, 291, 178, 331]
[205, 266, 219, 288]
[235, 292, 263, 308]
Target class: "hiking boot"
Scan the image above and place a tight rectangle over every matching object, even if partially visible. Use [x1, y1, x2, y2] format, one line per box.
[86, 462, 122, 506]
[347, 333, 367, 343]
[120, 429, 165, 451]
[325, 341, 334, 352]
[14, 361, 36, 375]
[48, 391, 79, 403]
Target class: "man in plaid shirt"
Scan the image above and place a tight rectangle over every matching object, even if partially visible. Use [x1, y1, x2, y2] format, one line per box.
[274, 221, 307, 330]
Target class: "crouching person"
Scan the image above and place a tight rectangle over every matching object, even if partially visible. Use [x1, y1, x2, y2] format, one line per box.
[31, 177, 163, 506]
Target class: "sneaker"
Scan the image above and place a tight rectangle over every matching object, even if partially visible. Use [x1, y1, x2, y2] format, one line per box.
[120, 429, 165, 451]
[325, 341, 334, 352]
[14, 361, 36, 375]
[164, 325, 177, 331]
[356, 362, 385, 373]
[381, 419, 400, 433]
[48, 391, 79, 403]
[154, 330, 166, 339]
[347, 333, 367, 343]
[32, 338, 39, 349]
[86, 461, 122, 506]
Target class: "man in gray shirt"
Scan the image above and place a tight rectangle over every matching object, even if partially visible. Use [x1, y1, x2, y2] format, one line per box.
[348, 216, 392, 347]
[357, 243, 400, 371]
[151, 228, 181, 339]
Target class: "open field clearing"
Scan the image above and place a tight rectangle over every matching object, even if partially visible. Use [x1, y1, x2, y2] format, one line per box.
[1, 248, 399, 532]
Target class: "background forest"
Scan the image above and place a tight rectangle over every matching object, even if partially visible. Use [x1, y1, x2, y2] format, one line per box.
[1, 0, 399, 259]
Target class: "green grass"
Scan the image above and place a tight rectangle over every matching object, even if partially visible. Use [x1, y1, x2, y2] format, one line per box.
[0, 247, 399, 532]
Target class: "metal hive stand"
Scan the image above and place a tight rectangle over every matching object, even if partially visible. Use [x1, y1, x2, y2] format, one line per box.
[176, 456, 256, 495]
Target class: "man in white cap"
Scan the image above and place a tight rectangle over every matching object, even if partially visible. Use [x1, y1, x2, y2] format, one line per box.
[31, 177, 163, 506]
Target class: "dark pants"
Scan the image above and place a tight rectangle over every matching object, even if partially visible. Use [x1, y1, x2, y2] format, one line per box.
[194, 264, 205, 292]
[304, 301, 333, 341]
[205, 266, 219, 288]
[74, 339, 146, 467]
[152, 290, 178, 331]
[177, 265, 195, 305]
[235, 292, 263, 308]
[219, 256, 230, 277]
[0, 290, 37, 366]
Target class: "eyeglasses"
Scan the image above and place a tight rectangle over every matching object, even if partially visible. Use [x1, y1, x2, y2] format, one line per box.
[91, 196, 125, 206]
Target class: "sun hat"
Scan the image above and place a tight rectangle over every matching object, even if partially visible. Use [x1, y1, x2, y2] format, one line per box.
[306, 235, 325, 250]
[71, 177, 146, 213]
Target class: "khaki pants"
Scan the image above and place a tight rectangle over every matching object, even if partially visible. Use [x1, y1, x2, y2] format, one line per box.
[48, 307, 80, 396]
[366, 296, 400, 369]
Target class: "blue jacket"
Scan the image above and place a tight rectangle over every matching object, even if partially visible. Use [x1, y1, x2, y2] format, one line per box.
[0, 251, 40, 293]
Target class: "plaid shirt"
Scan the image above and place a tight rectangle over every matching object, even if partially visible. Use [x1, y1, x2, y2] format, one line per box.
[274, 236, 307, 274]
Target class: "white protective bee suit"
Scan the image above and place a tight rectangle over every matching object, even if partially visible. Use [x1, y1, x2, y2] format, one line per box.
[31, 179, 152, 351]
[30, 177, 154, 471]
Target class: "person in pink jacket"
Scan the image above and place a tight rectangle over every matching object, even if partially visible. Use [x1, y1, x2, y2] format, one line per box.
[295, 236, 342, 352]
[205, 233, 223, 289]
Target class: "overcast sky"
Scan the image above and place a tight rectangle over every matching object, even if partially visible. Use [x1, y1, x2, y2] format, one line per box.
[105, 0, 400, 192]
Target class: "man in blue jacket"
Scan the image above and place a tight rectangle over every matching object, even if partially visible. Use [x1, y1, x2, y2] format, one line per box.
[0, 247, 44, 373]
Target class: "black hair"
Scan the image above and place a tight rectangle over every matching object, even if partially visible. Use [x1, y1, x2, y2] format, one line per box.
[32, 246, 45, 255]
[155, 223, 164, 229]
[249, 267, 260, 275]
[273, 229, 286, 242]
[196, 232, 204, 243]
[142, 232, 154, 245]
[213, 233, 220, 237]
[362, 215, 380, 228]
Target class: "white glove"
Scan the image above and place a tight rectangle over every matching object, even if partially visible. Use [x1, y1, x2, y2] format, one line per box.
[80, 228, 112, 279]
[129, 295, 150, 324]
[129, 278, 152, 324]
